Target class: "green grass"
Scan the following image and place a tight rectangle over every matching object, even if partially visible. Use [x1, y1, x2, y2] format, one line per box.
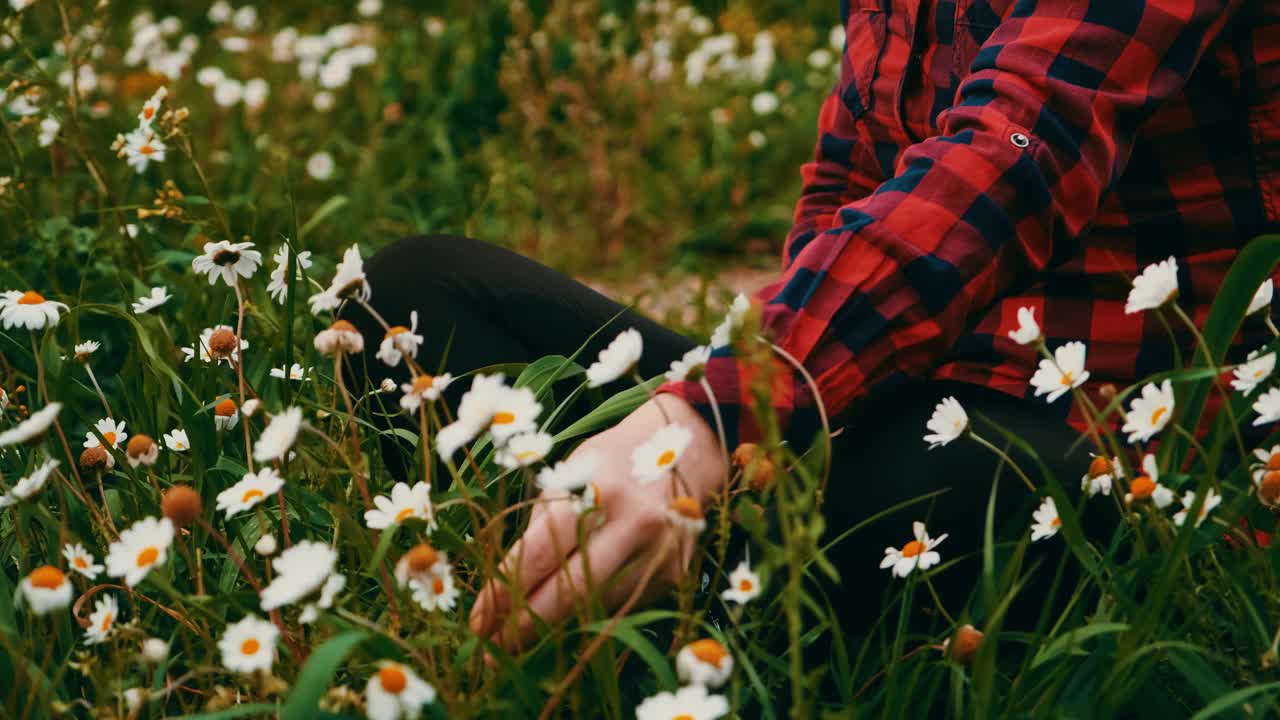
[5, 1, 1280, 718]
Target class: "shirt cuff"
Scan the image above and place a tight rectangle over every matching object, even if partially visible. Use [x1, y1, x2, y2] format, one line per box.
[655, 348, 821, 453]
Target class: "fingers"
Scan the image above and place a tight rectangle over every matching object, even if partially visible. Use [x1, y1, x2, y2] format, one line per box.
[601, 530, 690, 610]
[468, 493, 582, 637]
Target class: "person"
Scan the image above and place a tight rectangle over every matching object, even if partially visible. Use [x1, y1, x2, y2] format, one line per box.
[345, 0, 1279, 653]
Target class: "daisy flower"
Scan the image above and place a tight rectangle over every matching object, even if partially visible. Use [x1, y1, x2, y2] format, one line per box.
[137, 86, 166, 128]
[922, 396, 967, 449]
[270, 363, 311, 382]
[399, 373, 453, 412]
[37, 116, 60, 147]
[20, 565, 73, 615]
[63, 542, 102, 579]
[183, 325, 248, 364]
[496, 431, 553, 469]
[535, 453, 597, 493]
[0, 402, 62, 446]
[409, 568, 459, 612]
[1233, 349, 1276, 396]
[1124, 257, 1179, 314]
[394, 545, 450, 588]
[83, 417, 127, 450]
[132, 287, 171, 314]
[1124, 453, 1175, 508]
[586, 328, 643, 387]
[720, 561, 761, 605]
[1030, 496, 1061, 541]
[364, 481, 434, 530]
[1173, 489, 1223, 528]
[880, 521, 947, 579]
[366, 662, 437, 720]
[376, 311, 424, 367]
[666, 496, 707, 534]
[1249, 279, 1274, 316]
[1029, 342, 1090, 403]
[163, 428, 190, 452]
[260, 540, 338, 611]
[710, 293, 750, 349]
[635, 684, 729, 720]
[0, 290, 68, 330]
[252, 407, 303, 463]
[666, 345, 712, 382]
[676, 639, 733, 689]
[72, 340, 99, 363]
[1254, 387, 1280, 425]
[1252, 445, 1280, 486]
[1081, 454, 1122, 497]
[214, 397, 239, 430]
[191, 241, 263, 287]
[0, 458, 60, 507]
[121, 127, 166, 173]
[218, 615, 278, 674]
[83, 594, 119, 645]
[314, 319, 365, 355]
[631, 424, 692, 484]
[216, 468, 285, 519]
[1122, 380, 1175, 443]
[267, 245, 314, 304]
[308, 245, 369, 315]
[105, 516, 175, 587]
[438, 375, 542, 453]
[125, 434, 159, 468]
[1008, 306, 1041, 346]
[299, 573, 346, 624]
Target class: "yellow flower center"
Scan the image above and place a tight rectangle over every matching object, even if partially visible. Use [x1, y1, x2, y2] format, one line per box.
[411, 375, 435, 393]
[669, 496, 702, 519]
[385, 326, 409, 339]
[432, 577, 445, 595]
[1130, 476, 1156, 500]
[143, 106, 155, 120]
[394, 507, 415, 522]
[17, 290, 46, 305]
[492, 411, 515, 425]
[674, 715, 695, 720]
[1051, 517, 1061, 527]
[215, 398, 237, 416]
[379, 665, 407, 694]
[101, 612, 113, 632]
[1268, 455, 1280, 472]
[1059, 372, 1074, 386]
[1088, 456, 1113, 478]
[29, 565, 65, 589]
[515, 450, 541, 462]
[240, 638, 260, 655]
[657, 449, 676, 467]
[738, 578, 753, 592]
[136, 546, 159, 568]
[103, 432, 116, 446]
[1150, 406, 1167, 425]
[140, 143, 155, 156]
[901, 540, 925, 558]
[242, 489, 265, 503]
[688, 638, 728, 667]
[73, 557, 88, 569]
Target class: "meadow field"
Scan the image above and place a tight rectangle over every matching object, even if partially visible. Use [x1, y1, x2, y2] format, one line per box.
[5, 1, 1280, 718]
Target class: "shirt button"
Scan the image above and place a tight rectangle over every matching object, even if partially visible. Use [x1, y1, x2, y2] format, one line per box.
[1010, 132, 1031, 148]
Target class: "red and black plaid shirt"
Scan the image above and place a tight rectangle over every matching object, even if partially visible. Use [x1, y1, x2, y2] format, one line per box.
[661, 0, 1280, 448]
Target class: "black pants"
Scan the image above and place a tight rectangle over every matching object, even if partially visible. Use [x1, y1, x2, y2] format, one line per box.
[345, 235, 1091, 636]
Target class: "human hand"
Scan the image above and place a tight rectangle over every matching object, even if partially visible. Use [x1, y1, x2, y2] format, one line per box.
[467, 393, 728, 652]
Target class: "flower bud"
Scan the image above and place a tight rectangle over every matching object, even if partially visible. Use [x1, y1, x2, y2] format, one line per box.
[944, 624, 984, 665]
[79, 445, 111, 473]
[255, 533, 278, 556]
[207, 328, 240, 360]
[161, 485, 202, 528]
[140, 638, 169, 664]
[1261, 471, 1280, 507]
[126, 434, 159, 467]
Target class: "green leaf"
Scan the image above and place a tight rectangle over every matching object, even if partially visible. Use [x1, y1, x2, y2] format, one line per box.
[580, 614, 677, 689]
[280, 631, 370, 720]
[1031, 623, 1130, 669]
[555, 378, 661, 443]
[298, 195, 349, 240]
[1188, 681, 1280, 720]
